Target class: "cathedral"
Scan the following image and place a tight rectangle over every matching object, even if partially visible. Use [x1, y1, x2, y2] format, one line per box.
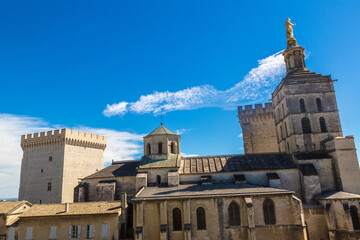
[9, 20, 360, 240]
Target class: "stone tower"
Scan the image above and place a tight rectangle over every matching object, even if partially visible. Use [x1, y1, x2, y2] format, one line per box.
[19, 129, 106, 204]
[272, 39, 343, 153]
[238, 103, 279, 154]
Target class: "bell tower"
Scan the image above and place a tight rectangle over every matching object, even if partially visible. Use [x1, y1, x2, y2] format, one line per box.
[272, 19, 343, 153]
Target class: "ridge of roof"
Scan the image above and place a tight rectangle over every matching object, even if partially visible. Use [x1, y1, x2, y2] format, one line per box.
[145, 124, 178, 137]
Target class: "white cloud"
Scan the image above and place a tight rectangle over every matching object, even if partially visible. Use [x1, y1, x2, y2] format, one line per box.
[104, 51, 286, 116]
[238, 133, 243, 138]
[0, 114, 143, 198]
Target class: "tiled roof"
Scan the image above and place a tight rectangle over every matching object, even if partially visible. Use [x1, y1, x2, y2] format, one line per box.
[139, 155, 181, 169]
[145, 124, 178, 137]
[84, 161, 140, 179]
[134, 183, 293, 200]
[299, 164, 318, 176]
[0, 201, 30, 214]
[180, 153, 297, 174]
[317, 191, 360, 200]
[295, 152, 330, 160]
[20, 202, 121, 218]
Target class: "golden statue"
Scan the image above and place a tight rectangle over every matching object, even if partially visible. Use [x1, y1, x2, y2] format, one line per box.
[285, 18, 297, 47]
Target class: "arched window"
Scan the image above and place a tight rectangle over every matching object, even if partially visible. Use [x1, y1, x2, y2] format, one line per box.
[285, 122, 288, 136]
[158, 142, 163, 154]
[156, 175, 161, 185]
[263, 198, 276, 225]
[316, 98, 323, 112]
[196, 207, 206, 230]
[147, 143, 151, 155]
[299, 99, 306, 112]
[170, 142, 175, 154]
[228, 201, 240, 226]
[350, 206, 360, 230]
[301, 117, 312, 133]
[173, 208, 182, 231]
[319, 117, 327, 132]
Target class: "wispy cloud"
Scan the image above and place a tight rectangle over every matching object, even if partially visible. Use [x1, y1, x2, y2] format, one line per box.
[104, 51, 285, 117]
[0, 114, 144, 198]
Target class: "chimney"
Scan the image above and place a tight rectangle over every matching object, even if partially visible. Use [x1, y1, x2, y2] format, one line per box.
[65, 203, 69, 212]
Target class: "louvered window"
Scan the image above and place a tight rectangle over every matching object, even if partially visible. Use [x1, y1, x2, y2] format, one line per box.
[319, 117, 327, 132]
[316, 98, 323, 112]
[301, 117, 312, 133]
[158, 142, 163, 154]
[300, 99, 306, 112]
[263, 198, 276, 225]
[228, 201, 240, 226]
[147, 144, 151, 155]
[173, 208, 182, 231]
[196, 207, 206, 230]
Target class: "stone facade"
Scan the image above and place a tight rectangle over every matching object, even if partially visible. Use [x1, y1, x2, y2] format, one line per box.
[19, 128, 106, 204]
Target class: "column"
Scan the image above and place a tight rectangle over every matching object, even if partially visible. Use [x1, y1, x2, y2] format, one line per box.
[183, 200, 192, 240]
[160, 201, 168, 240]
[245, 196, 256, 240]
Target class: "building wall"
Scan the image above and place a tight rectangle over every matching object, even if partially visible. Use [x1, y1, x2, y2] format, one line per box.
[134, 194, 306, 240]
[303, 206, 329, 240]
[17, 214, 119, 240]
[238, 103, 279, 154]
[19, 129, 106, 204]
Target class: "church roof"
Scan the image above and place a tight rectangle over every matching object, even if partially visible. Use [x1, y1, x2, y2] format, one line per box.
[144, 124, 178, 137]
[84, 161, 140, 179]
[317, 191, 360, 200]
[133, 183, 293, 200]
[139, 154, 181, 169]
[180, 153, 297, 174]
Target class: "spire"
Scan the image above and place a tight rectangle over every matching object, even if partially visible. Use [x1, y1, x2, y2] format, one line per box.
[283, 18, 307, 75]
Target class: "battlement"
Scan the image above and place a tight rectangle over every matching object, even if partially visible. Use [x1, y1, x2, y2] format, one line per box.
[21, 128, 107, 149]
[238, 103, 273, 116]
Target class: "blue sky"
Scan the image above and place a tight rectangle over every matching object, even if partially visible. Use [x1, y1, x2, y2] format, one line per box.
[1, 0, 360, 198]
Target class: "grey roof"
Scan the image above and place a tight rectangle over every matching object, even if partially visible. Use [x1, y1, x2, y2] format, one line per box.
[139, 154, 181, 169]
[295, 152, 330, 160]
[317, 191, 360, 200]
[84, 161, 140, 179]
[299, 164, 318, 176]
[144, 124, 178, 137]
[134, 183, 293, 200]
[180, 153, 297, 174]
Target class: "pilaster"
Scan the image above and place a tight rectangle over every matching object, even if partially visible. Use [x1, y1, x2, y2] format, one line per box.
[245, 196, 256, 240]
[183, 200, 191, 240]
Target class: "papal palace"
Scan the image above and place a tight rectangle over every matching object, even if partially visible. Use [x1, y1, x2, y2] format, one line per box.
[1, 19, 360, 240]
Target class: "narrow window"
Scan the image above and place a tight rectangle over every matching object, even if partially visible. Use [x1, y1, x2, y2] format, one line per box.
[69, 225, 80, 239]
[86, 224, 93, 239]
[282, 103, 285, 116]
[39, 200, 42, 204]
[263, 198, 276, 225]
[299, 99, 306, 112]
[173, 208, 182, 231]
[49, 156, 52, 162]
[158, 142, 163, 154]
[101, 224, 108, 238]
[285, 122, 288, 136]
[48, 182, 52, 191]
[319, 117, 327, 132]
[197, 207, 206, 230]
[50, 226, 56, 239]
[228, 201, 240, 226]
[26, 227, 33, 240]
[147, 143, 151, 155]
[287, 142, 290, 153]
[351, 206, 360, 230]
[301, 117, 312, 133]
[280, 126, 283, 139]
[316, 98, 323, 112]
[156, 175, 161, 185]
[170, 142, 175, 154]
[278, 108, 281, 120]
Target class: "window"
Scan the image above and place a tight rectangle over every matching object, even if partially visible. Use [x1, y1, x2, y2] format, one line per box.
[280, 126, 283, 139]
[50, 226, 56, 239]
[26, 227, 33, 240]
[156, 175, 161, 185]
[287, 142, 290, 153]
[351, 206, 360, 230]
[48, 182, 52, 191]
[158, 142, 163, 154]
[278, 108, 281, 120]
[316, 98, 323, 111]
[49, 156, 52, 162]
[86, 224, 93, 239]
[319, 117, 327, 132]
[299, 99, 306, 112]
[69, 225, 80, 239]
[101, 224, 108, 238]
[147, 143, 151, 155]
[228, 201, 240, 226]
[196, 207, 206, 230]
[301, 117, 312, 133]
[285, 122, 288, 136]
[173, 208, 182, 231]
[263, 198, 276, 225]
[282, 103, 285, 117]
[8, 227, 15, 240]
[170, 142, 175, 154]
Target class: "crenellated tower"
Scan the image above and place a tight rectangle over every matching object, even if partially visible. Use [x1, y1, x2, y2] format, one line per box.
[19, 128, 106, 204]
